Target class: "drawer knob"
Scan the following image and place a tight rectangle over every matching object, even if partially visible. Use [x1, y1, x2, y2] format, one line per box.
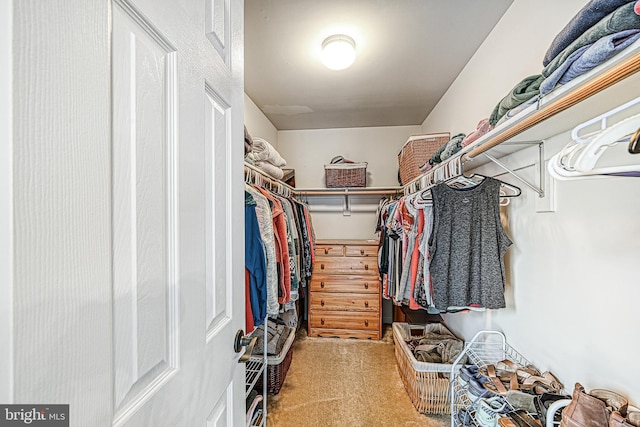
[320, 281, 325, 288]
[321, 263, 325, 270]
[360, 249, 364, 255]
[321, 300, 325, 307]
[324, 248, 328, 255]
[364, 301, 369, 308]
[321, 318, 325, 325]
[364, 282, 369, 289]
[364, 320, 369, 327]
[364, 264, 369, 271]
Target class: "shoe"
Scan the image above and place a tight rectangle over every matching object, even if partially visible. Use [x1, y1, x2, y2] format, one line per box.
[590, 388, 629, 414]
[459, 364, 490, 387]
[506, 390, 536, 413]
[508, 410, 541, 427]
[460, 365, 495, 401]
[498, 417, 518, 427]
[475, 396, 509, 427]
[495, 360, 542, 379]
[457, 407, 474, 426]
[534, 392, 571, 425]
[520, 371, 563, 394]
[482, 365, 519, 396]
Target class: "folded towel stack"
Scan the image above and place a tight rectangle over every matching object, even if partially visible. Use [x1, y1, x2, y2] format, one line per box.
[250, 137, 288, 179]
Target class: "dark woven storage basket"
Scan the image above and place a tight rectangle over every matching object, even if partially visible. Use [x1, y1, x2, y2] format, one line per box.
[398, 133, 450, 185]
[324, 162, 367, 188]
[256, 344, 293, 395]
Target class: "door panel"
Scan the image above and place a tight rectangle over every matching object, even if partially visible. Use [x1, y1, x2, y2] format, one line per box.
[111, 0, 245, 425]
[206, 385, 232, 426]
[205, 0, 230, 66]
[112, 2, 179, 419]
[205, 85, 232, 338]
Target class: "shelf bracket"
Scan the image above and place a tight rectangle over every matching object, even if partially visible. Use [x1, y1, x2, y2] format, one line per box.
[482, 141, 545, 198]
[343, 190, 351, 216]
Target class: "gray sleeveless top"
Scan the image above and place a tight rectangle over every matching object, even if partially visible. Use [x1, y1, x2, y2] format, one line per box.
[428, 177, 512, 310]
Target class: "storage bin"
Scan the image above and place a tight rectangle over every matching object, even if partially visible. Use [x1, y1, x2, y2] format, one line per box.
[324, 162, 367, 188]
[253, 326, 296, 395]
[398, 133, 450, 185]
[392, 322, 456, 415]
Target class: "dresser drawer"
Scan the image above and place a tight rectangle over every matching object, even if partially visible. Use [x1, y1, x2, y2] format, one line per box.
[344, 244, 378, 258]
[307, 327, 379, 340]
[309, 292, 380, 312]
[309, 275, 379, 293]
[314, 257, 378, 275]
[308, 311, 379, 331]
[314, 244, 344, 257]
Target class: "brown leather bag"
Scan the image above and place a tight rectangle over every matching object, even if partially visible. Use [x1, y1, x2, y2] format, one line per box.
[560, 383, 612, 427]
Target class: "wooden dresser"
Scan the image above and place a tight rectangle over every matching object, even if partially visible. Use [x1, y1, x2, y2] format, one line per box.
[308, 239, 382, 340]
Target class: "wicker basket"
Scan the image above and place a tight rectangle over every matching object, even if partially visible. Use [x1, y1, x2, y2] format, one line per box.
[324, 162, 367, 188]
[398, 133, 450, 185]
[393, 322, 455, 415]
[254, 326, 295, 395]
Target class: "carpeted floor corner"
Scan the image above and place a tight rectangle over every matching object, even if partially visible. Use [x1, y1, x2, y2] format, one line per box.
[265, 325, 449, 427]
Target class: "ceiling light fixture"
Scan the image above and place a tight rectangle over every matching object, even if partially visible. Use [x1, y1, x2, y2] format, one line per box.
[321, 34, 356, 70]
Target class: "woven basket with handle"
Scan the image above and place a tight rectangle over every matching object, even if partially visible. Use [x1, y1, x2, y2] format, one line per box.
[398, 133, 450, 185]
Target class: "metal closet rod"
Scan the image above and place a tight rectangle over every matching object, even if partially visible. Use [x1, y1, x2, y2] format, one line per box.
[245, 163, 402, 196]
[244, 162, 296, 194]
[294, 187, 402, 196]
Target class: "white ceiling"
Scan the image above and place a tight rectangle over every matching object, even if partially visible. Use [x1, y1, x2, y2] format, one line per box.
[244, 0, 514, 131]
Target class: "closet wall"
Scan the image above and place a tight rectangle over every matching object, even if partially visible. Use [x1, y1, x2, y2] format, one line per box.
[245, 94, 278, 147]
[244, 0, 640, 404]
[277, 126, 421, 239]
[421, 0, 640, 406]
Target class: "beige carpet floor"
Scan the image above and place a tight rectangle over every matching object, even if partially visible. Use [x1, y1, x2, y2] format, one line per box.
[265, 325, 449, 427]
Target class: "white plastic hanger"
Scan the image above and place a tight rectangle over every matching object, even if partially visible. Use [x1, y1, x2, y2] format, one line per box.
[573, 112, 640, 172]
[549, 96, 640, 179]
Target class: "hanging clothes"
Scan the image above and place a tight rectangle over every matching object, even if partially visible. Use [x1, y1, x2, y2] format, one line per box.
[255, 186, 291, 304]
[245, 184, 279, 316]
[375, 175, 513, 314]
[244, 166, 316, 325]
[245, 191, 267, 327]
[428, 177, 512, 310]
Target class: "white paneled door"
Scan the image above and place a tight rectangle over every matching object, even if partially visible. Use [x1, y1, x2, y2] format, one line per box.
[6, 0, 246, 425]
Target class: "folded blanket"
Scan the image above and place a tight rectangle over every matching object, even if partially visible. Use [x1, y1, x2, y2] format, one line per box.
[543, 2, 640, 78]
[496, 96, 539, 127]
[489, 74, 544, 126]
[440, 134, 465, 161]
[430, 133, 466, 163]
[540, 29, 640, 96]
[461, 118, 494, 148]
[244, 152, 256, 165]
[252, 319, 291, 356]
[419, 160, 434, 173]
[254, 161, 284, 180]
[543, 0, 633, 67]
[252, 137, 287, 167]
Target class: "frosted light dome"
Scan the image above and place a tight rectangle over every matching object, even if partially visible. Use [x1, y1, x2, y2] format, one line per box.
[321, 34, 356, 70]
